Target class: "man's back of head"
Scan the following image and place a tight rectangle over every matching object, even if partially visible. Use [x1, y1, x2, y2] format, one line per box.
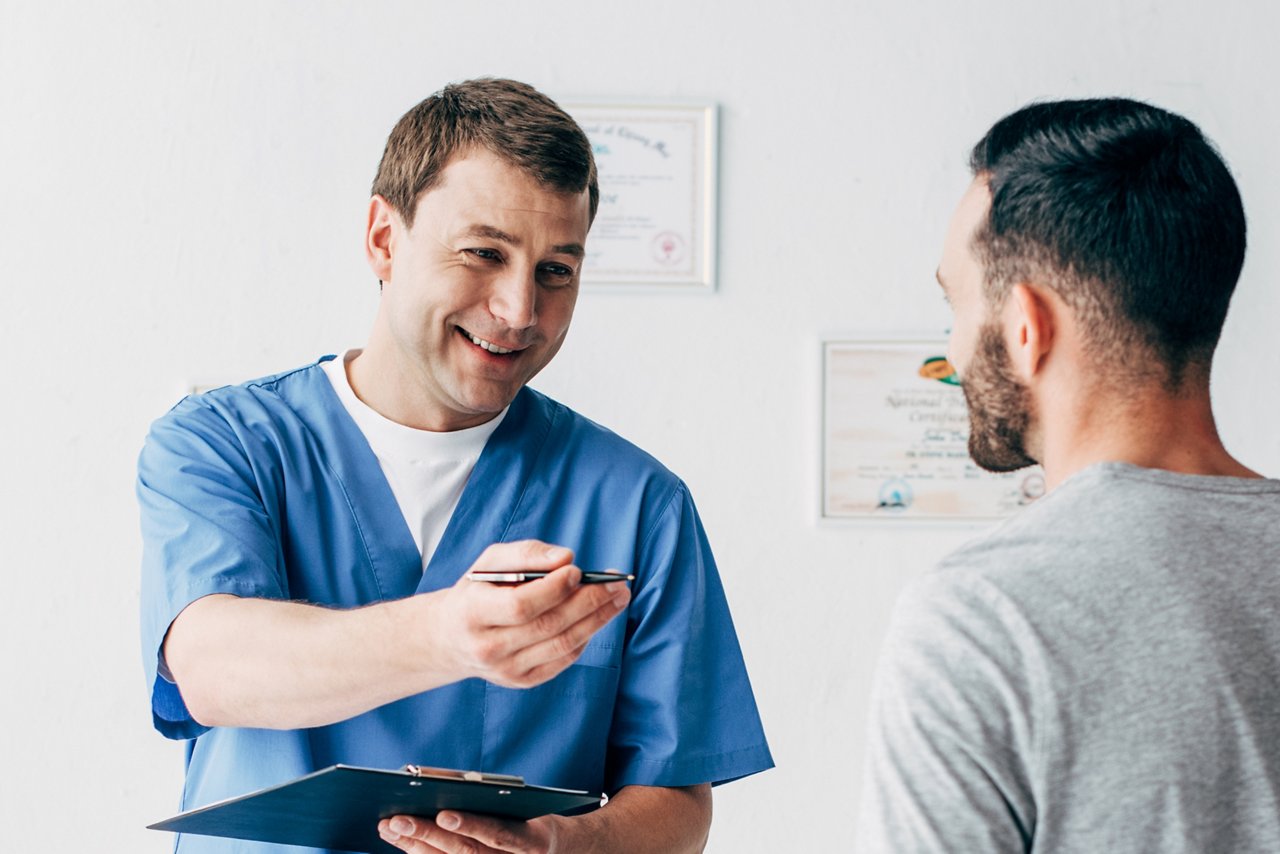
[936, 98, 1257, 484]
[968, 97, 1246, 391]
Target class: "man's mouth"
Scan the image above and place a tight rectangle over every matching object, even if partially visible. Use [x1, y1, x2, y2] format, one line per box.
[459, 328, 520, 356]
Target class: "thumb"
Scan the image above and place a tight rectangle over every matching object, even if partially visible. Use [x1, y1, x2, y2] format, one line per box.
[470, 540, 575, 573]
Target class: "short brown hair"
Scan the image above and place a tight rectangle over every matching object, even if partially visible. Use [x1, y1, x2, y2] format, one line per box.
[371, 78, 598, 228]
[969, 98, 1246, 389]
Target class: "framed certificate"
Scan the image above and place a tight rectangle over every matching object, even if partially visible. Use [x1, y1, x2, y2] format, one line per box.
[566, 102, 717, 291]
[822, 338, 1046, 520]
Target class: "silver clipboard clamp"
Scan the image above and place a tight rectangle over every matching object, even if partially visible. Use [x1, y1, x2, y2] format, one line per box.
[404, 765, 526, 788]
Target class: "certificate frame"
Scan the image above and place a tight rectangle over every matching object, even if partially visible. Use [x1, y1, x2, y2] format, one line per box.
[821, 337, 1046, 522]
[565, 101, 718, 292]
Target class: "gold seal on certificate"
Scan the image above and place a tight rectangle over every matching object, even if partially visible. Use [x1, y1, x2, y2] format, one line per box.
[822, 339, 1046, 520]
[566, 102, 717, 290]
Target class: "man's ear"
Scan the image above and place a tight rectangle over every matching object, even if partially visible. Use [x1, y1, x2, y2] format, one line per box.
[365, 195, 397, 283]
[1004, 282, 1057, 380]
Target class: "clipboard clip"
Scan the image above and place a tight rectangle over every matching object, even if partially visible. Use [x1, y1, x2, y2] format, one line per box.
[403, 765, 526, 787]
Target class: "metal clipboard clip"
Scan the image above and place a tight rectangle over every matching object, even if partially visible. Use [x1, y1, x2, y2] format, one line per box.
[403, 765, 527, 787]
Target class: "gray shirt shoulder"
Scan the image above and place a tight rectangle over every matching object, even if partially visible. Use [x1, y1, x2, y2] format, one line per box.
[857, 464, 1280, 853]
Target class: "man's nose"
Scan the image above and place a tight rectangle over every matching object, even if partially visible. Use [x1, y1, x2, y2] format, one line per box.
[488, 265, 538, 330]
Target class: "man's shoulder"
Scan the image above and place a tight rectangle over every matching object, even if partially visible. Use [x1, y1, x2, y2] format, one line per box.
[141, 359, 334, 471]
[927, 485, 1076, 587]
[914, 461, 1280, 632]
[153, 359, 330, 430]
[902, 468, 1129, 629]
[939, 462, 1280, 574]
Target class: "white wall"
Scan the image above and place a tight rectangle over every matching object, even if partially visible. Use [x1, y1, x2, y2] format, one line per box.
[3, 1, 1277, 850]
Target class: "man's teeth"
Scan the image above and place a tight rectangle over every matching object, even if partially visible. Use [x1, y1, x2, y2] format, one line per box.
[464, 331, 515, 355]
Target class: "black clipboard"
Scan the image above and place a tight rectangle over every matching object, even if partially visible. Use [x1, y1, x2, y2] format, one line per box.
[148, 764, 602, 853]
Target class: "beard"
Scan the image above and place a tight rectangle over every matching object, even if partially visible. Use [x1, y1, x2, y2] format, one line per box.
[962, 323, 1038, 473]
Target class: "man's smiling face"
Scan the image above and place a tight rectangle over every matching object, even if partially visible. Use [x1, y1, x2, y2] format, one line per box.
[374, 147, 591, 430]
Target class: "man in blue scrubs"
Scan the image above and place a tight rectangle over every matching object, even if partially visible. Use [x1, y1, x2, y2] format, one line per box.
[139, 78, 772, 853]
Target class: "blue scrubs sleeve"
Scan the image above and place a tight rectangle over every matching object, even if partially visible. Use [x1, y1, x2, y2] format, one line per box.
[137, 397, 286, 740]
[606, 483, 773, 790]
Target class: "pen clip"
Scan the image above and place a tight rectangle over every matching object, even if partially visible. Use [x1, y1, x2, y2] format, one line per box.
[403, 765, 526, 787]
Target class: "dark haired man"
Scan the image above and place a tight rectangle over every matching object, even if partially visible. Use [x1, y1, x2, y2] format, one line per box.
[139, 78, 771, 854]
[856, 98, 1280, 851]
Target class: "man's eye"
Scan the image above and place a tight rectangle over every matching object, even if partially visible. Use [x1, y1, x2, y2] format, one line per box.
[538, 264, 576, 286]
[467, 248, 502, 261]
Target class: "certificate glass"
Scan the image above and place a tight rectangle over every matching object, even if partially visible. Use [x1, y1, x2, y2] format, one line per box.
[566, 102, 717, 290]
[823, 339, 1046, 520]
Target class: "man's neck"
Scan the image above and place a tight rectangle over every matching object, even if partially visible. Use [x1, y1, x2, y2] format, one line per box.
[346, 338, 498, 433]
[1035, 380, 1261, 489]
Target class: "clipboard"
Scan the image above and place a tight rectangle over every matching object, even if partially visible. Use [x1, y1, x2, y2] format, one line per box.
[148, 764, 603, 853]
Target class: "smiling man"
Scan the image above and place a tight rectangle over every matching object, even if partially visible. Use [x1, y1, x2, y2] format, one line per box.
[856, 99, 1280, 851]
[138, 79, 771, 854]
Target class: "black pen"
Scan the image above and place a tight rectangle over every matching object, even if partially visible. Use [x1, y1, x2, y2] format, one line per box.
[467, 570, 635, 584]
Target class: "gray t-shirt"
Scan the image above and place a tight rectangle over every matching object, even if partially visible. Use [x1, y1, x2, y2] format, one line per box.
[856, 462, 1280, 853]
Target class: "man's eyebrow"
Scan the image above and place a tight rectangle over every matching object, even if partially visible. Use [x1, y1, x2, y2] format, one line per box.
[459, 225, 584, 258]
[462, 224, 518, 244]
[551, 243, 585, 258]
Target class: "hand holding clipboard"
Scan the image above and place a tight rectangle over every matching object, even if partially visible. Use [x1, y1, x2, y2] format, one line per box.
[149, 764, 602, 853]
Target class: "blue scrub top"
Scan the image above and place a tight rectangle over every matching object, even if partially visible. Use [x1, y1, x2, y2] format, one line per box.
[138, 358, 772, 853]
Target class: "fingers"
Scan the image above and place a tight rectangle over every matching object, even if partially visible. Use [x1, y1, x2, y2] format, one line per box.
[437, 812, 538, 852]
[506, 585, 631, 680]
[484, 583, 630, 688]
[437, 540, 631, 689]
[461, 542, 585, 629]
[468, 540, 575, 575]
[379, 813, 538, 854]
[485, 565, 628, 630]
[378, 816, 462, 853]
[475, 566, 587, 629]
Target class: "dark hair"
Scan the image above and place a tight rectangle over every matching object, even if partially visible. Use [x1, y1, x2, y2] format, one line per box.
[371, 78, 598, 228]
[969, 97, 1246, 386]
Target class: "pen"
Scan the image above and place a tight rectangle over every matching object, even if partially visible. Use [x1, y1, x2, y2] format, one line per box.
[467, 570, 635, 584]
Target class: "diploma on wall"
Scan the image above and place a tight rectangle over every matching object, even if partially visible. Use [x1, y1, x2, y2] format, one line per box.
[823, 339, 1046, 520]
[566, 102, 718, 290]
[148, 764, 602, 853]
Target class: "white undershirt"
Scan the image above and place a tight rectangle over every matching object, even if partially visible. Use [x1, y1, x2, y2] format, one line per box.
[322, 350, 507, 569]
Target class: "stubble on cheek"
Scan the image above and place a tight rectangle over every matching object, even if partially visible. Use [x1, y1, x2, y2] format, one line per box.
[962, 324, 1037, 473]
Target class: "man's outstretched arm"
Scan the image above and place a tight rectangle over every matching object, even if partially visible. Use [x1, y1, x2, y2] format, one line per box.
[163, 541, 631, 730]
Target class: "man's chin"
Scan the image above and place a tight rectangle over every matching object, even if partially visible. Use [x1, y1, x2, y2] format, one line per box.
[968, 436, 1038, 473]
[970, 455, 1038, 474]
[451, 381, 523, 420]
